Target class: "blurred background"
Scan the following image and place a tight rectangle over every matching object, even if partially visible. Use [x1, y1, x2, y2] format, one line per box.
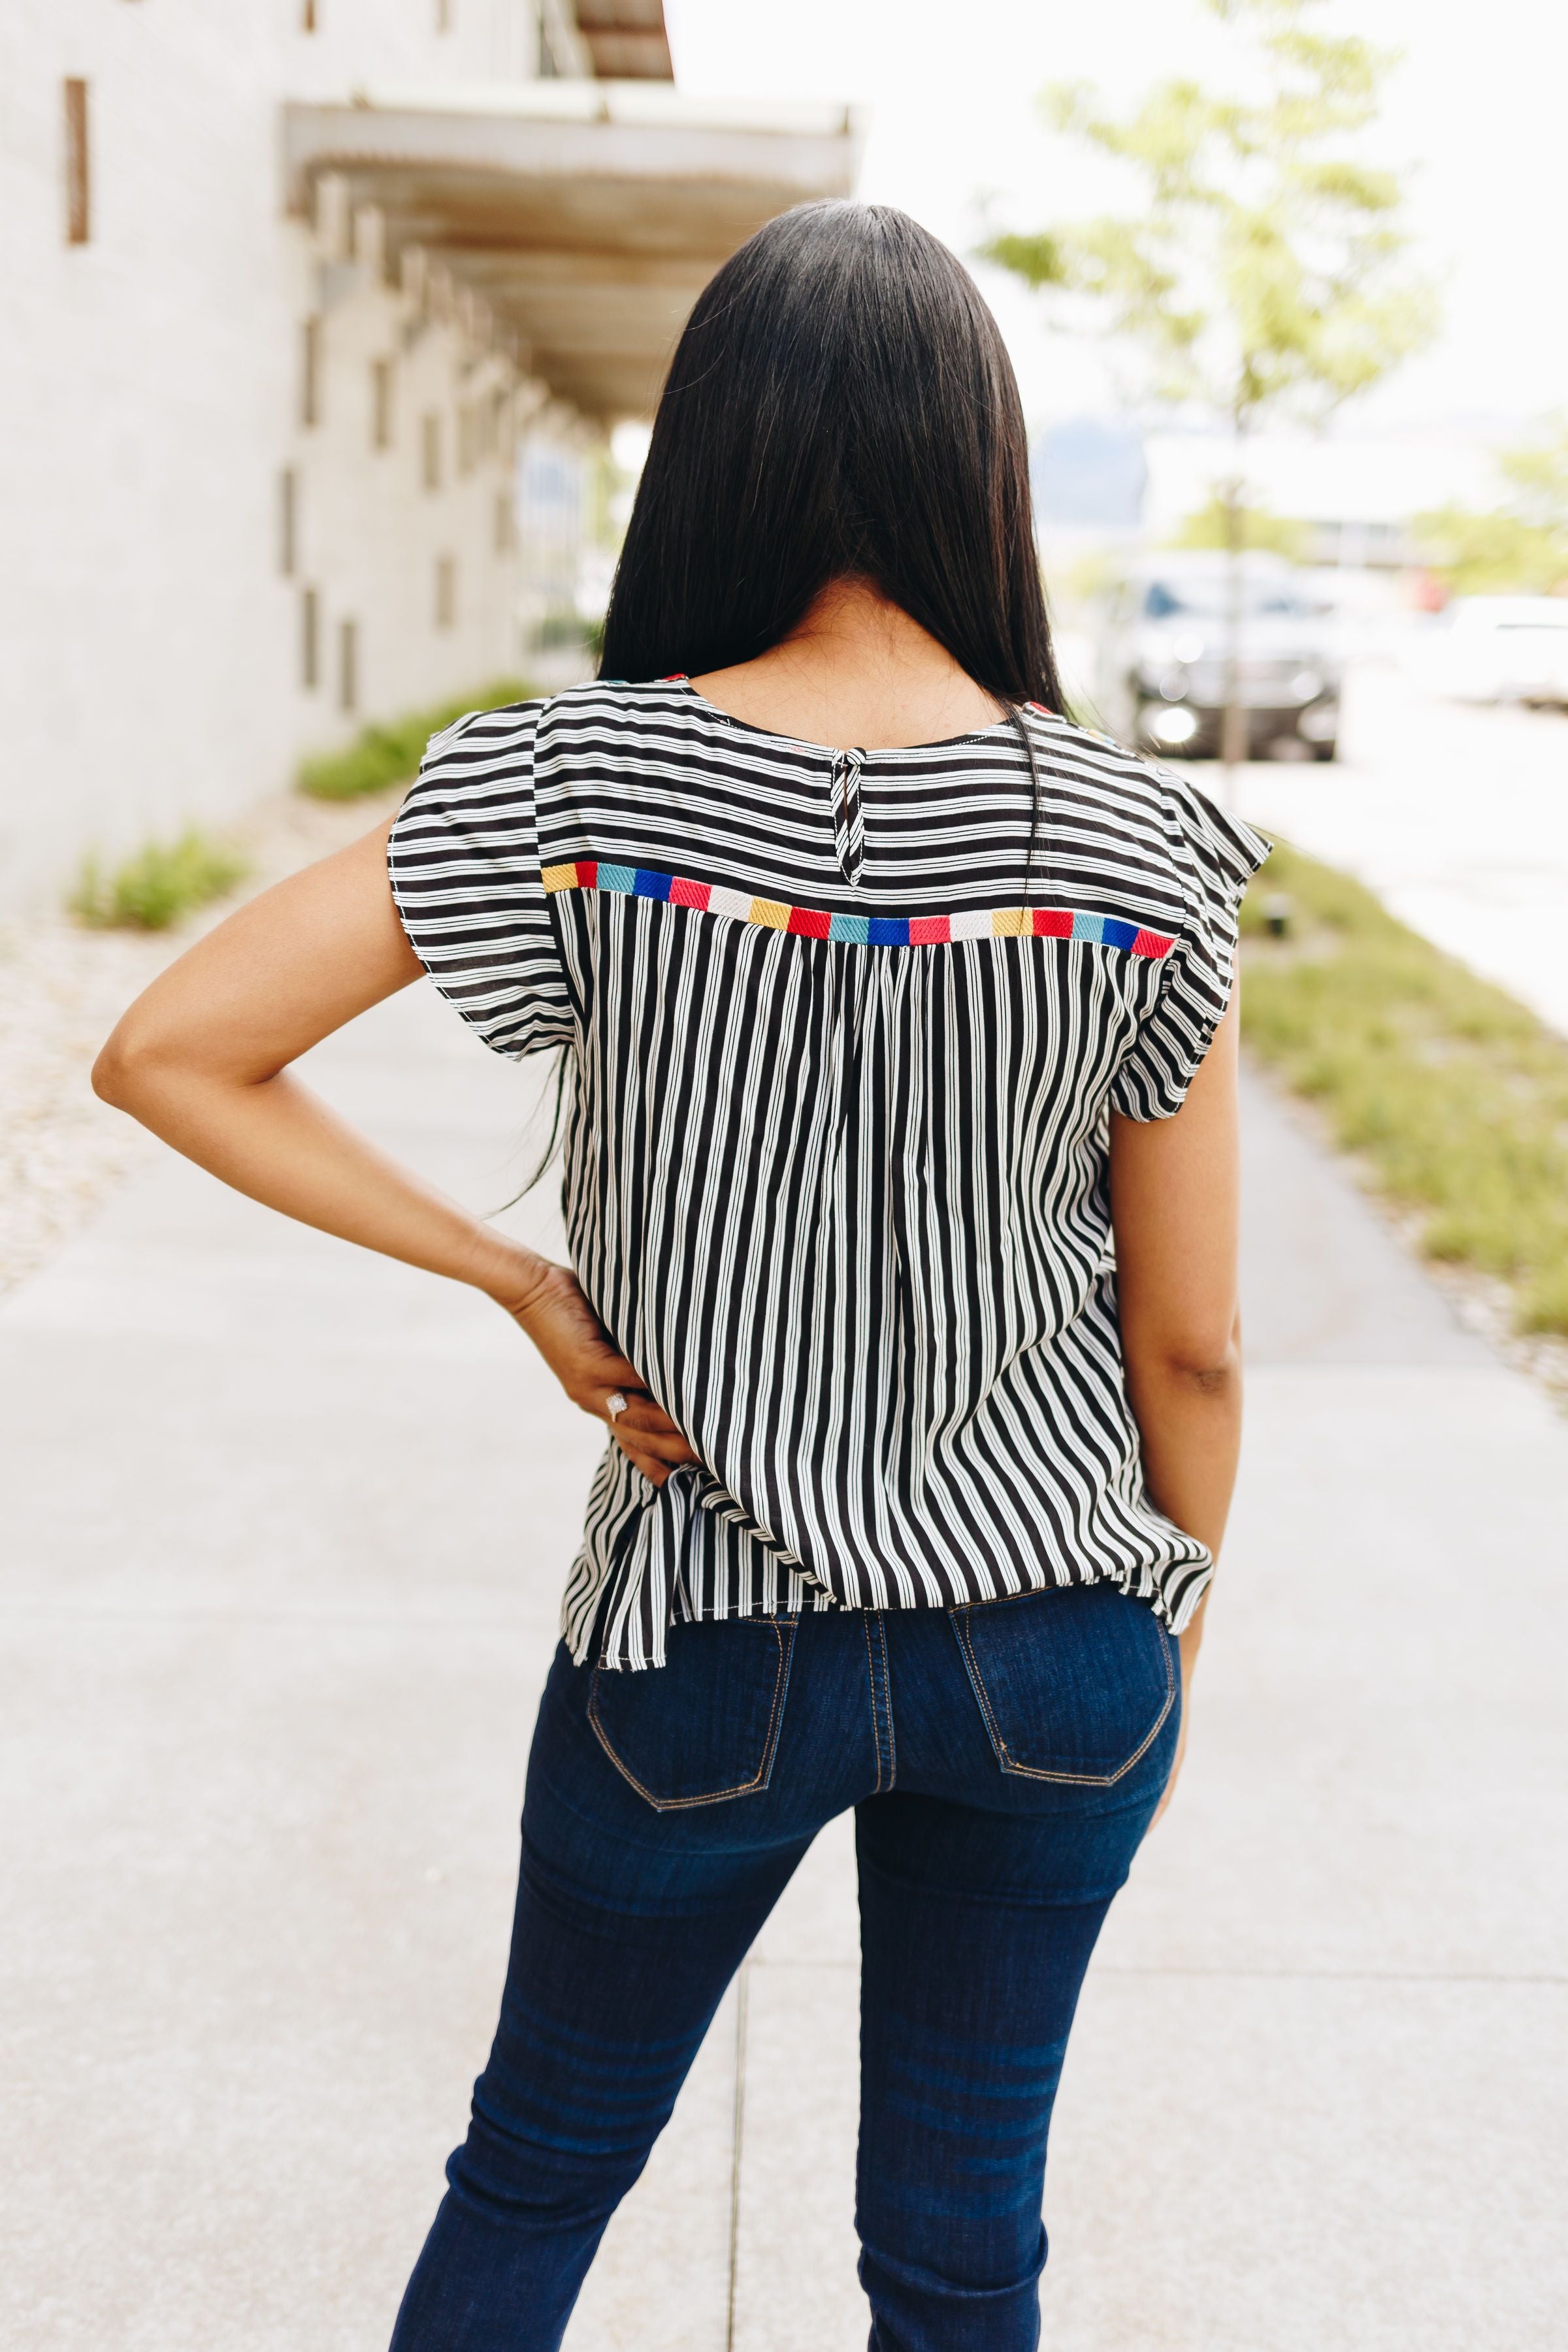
[3, 6, 1567, 2350]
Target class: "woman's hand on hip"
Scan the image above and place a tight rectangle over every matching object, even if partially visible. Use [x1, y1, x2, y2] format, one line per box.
[495, 1252, 698, 1488]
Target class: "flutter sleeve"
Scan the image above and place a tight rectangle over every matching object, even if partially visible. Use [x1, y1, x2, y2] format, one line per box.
[385, 698, 575, 1061]
[1111, 772, 1271, 1121]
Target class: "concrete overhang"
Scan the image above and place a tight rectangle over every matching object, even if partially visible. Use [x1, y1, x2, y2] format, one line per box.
[282, 85, 865, 422]
[572, 0, 674, 82]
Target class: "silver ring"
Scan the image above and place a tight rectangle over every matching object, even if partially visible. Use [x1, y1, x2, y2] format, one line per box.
[606, 1390, 629, 1424]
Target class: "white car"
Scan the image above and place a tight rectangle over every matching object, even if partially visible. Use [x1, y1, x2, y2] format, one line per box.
[1438, 596, 1568, 708]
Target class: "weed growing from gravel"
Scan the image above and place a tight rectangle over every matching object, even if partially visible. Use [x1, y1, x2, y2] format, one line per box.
[71, 830, 250, 932]
[297, 678, 536, 800]
[1241, 840, 1568, 1337]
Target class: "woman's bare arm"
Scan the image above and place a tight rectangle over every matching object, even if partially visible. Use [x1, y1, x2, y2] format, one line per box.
[1109, 987, 1245, 1820]
[91, 819, 695, 1486]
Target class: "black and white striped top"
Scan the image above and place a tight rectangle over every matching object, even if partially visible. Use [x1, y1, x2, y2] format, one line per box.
[387, 678, 1268, 1670]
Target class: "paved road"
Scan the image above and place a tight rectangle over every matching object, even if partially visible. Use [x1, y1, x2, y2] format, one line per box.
[1054, 628, 1568, 1036]
[2, 977, 1565, 2350]
[1233, 660, 1568, 1038]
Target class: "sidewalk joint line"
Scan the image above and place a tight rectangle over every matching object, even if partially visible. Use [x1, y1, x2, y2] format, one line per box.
[1097, 1965, 1567, 1985]
[725, 1961, 751, 2352]
[745, 1958, 1568, 1986]
[0, 1603, 547, 1627]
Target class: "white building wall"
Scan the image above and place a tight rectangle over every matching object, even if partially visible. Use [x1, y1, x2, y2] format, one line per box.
[293, 220, 534, 728]
[0, 1, 572, 911]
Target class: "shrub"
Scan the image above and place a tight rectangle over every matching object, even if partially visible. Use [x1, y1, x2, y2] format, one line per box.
[297, 678, 536, 800]
[71, 830, 250, 932]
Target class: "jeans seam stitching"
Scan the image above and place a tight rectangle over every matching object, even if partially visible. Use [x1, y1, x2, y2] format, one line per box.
[875, 1609, 896, 1789]
[585, 1621, 792, 1811]
[862, 1610, 886, 1794]
[952, 1605, 1178, 1787]
[999, 1631, 1177, 1786]
[953, 1608, 1006, 1759]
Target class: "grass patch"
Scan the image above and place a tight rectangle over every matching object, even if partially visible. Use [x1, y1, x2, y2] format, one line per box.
[297, 678, 536, 801]
[1240, 841, 1568, 1337]
[71, 829, 250, 932]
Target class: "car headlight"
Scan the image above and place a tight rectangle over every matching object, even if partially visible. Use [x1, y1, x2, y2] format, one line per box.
[1146, 704, 1200, 748]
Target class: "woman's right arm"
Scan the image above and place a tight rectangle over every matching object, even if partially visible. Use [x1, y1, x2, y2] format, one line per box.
[1108, 987, 1245, 1821]
[91, 819, 696, 1488]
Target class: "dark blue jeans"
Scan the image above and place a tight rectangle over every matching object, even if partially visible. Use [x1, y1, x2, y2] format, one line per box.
[390, 1583, 1179, 2352]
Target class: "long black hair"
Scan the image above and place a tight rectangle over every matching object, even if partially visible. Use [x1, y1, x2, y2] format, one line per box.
[599, 201, 1063, 715]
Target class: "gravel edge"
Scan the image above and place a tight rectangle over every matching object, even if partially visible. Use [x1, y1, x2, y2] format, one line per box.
[0, 785, 403, 1301]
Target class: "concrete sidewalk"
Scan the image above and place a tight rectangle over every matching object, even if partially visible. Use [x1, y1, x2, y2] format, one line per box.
[2, 981, 1565, 2351]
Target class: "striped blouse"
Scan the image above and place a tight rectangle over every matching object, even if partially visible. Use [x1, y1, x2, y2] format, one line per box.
[387, 677, 1269, 1670]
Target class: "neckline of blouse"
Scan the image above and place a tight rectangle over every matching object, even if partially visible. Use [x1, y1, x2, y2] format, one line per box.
[668, 676, 1028, 760]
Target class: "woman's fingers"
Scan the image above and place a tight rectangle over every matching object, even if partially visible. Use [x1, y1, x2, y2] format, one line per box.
[581, 1343, 645, 1391]
[600, 1391, 697, 1482]
[615, 1441, 672, 1486]
[608, 1396, 698, 1463]
[567, 1373, 696, 1460]
[505, 1258, 696, 1471]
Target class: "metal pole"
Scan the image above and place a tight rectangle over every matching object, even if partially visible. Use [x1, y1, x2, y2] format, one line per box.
[1220, 465, 1247, 791]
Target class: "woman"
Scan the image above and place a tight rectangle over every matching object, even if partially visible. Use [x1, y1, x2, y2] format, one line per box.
[95, 203, 1267, 2350]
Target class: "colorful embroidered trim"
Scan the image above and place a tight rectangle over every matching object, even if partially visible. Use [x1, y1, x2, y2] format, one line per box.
[540, 862, 1175, 958]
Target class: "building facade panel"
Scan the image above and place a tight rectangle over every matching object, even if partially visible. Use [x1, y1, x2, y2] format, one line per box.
[0, 3, 858, 910]
[0, 1, 561, 908]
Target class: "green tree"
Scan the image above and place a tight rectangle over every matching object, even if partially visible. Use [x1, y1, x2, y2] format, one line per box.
[1498, 414, 1568, 534]
[987, 0, 1435, 769]
[1413, 508, 1566, 599]
[1169, 496, 1313, 562]
[1414, 417, 1568, 596]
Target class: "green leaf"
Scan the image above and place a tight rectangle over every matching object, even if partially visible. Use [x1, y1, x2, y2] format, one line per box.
[985, 0, 1437, 431]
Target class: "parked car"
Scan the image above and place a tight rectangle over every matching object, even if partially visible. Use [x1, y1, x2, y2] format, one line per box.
[1095, 551, 1341, 760]
[1435, 595, 1568, 708]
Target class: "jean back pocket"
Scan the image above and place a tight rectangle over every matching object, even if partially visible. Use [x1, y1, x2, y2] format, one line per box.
[950, 1582, 1176, 1786]
[588, 1618, 796, 1811]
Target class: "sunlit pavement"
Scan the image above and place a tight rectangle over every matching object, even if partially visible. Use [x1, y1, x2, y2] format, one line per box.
[1053, 626, 1568, 1037]
[1229, 661, 1568, 1037]
[2, 977, 1566, 2350]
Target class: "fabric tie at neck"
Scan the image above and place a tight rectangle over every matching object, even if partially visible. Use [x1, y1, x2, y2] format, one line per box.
[830, 747, 866, 889]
